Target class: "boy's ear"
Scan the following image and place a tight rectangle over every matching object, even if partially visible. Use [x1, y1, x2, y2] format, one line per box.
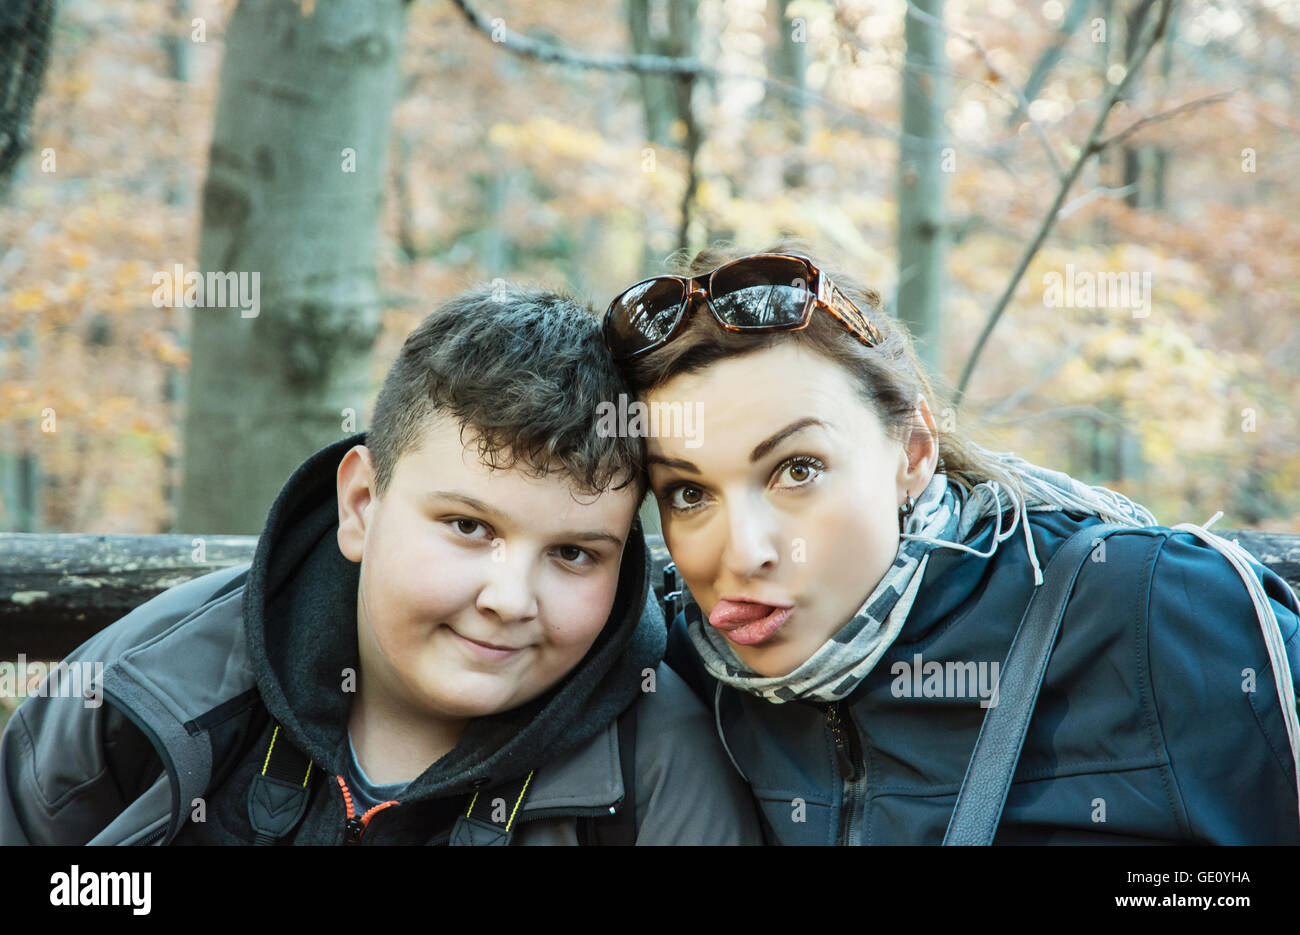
[337, 445, 376, 563]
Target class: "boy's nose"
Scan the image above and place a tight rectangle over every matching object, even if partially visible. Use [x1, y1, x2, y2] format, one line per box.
[475, 562, 540, 625]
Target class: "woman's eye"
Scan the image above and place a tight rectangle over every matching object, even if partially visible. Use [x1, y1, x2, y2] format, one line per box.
[773, 457, 825, 489]
[664, 484, 707, 513]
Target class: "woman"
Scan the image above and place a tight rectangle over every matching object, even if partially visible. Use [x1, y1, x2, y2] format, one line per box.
[602, 240, 1300, 844]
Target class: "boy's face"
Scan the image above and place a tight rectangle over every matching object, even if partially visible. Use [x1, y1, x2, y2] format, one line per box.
[336, 414, 640, 726]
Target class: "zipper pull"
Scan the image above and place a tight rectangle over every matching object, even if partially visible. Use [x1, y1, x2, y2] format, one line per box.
[338, 776, 365, 845]
[826, 702, 861, 781]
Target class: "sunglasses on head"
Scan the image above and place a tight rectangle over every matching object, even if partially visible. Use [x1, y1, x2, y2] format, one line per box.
[602, 252, 883, 361]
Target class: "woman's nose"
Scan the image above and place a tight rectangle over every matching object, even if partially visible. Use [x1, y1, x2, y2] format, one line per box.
[720, 504, 780, 580]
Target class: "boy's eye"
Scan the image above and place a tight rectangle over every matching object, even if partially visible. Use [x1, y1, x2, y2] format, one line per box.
[451, 518, 490, 538]
[555, 545, 594, 565]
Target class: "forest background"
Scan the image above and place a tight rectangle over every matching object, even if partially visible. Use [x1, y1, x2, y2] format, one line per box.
[1, 0, 1297, 549]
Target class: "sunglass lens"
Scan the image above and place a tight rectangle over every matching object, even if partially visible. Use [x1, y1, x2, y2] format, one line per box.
[709, 257, 811, 328]
[608, 279, 688, 356]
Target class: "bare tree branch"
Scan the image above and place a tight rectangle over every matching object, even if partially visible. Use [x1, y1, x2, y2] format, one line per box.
[980, 336, 1085, 418]
[1255, 103, 1300, 135]
[446, 0, 708, 74]
[830, 10, 1036, 182]
[984, 403, 1132, 428]
[450, 0, 1037, 177]
[1058, 182, 1139, 219]
[901, 0, 1066, 179]
[1096, 89, 1236, 150]
[953, 0, 1176, 408]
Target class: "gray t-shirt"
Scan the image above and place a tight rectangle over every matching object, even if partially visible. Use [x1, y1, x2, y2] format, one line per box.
[343, 733, 407, 813]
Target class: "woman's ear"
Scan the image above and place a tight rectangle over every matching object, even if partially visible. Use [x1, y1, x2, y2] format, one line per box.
[897, 396, 940, 501]
[337, 445, 376, 563]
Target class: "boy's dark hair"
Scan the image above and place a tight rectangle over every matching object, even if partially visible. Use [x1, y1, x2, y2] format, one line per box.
[368, 284, 646, 504]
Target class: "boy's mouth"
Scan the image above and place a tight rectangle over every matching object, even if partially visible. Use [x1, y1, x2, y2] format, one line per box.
[708, 598, 794, 647]
[448, 627, 524, 660]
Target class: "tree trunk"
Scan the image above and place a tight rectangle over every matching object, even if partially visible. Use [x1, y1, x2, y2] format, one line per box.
[162, 0, 192, 531]
[1120, 1, 1151, 209]
[768, 0, 808, 187]
[626, 0, 696, 145]
[178, 0, 405, 534]
[895, 0, 949, 376]
[626, 0, 699, 254]
[0, 0, 57, 196]
[1092, 0, 1113, 243]
[0, 329, 42, 532]
[1152, 8, 1176, 210]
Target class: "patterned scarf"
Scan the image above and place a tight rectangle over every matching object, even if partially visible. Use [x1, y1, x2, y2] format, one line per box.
[683, 446, 1159, 704]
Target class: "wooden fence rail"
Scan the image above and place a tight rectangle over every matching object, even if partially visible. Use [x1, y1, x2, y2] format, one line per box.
[2, 530, 1299, 658]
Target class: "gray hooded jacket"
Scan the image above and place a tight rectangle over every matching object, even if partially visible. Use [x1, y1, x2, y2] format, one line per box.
[0, 434, 762, 845]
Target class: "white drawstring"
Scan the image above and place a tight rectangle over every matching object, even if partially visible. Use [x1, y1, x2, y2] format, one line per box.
[901, 481, 1046, 586]
[1173, 515, 1300, 830]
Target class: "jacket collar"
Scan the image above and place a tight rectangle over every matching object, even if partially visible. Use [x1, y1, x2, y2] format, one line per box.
[99, 570, 631, 844]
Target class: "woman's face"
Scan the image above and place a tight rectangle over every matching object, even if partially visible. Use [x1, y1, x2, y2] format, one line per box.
[646, 342, 938, 677]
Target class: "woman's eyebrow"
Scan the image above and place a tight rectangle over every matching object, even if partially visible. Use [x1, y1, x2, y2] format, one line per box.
[647, 454, 700, 473]
[747, 418, 829, 463]
[646, 418, 831, 474]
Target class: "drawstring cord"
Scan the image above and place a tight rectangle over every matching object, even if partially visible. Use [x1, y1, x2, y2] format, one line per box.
[901, 481, 1046, 586]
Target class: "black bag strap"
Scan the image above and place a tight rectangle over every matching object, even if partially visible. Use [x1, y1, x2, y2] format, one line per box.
[448, 770, 536, 846]
[661, 561, 683, 625]
[943, 522, 1127, 846]
[248, 722, 316, 846]
[578, 702, 639, 845]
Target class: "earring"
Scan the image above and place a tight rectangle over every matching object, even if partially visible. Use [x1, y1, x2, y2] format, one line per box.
[898, 492, 915, 532]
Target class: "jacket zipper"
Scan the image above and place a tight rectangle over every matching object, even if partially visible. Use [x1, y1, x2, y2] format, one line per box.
[133, 826, 168, 846]
[825, 702, 865, 846]
[336, 776, 399, 845]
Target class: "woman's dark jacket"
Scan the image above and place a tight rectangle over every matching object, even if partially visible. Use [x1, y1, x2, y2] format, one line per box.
[666, 510, 1300, 844]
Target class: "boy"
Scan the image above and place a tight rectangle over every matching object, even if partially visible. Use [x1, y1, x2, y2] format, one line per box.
[0, 286, 761, 845]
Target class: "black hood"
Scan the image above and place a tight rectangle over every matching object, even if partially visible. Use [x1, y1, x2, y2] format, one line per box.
[241, 432, 665, 800]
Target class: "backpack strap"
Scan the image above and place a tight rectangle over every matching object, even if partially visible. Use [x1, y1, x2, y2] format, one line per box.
[448, 771, 535, 846]
[661, 561, 683, 626]
[943, 523, 1127, 845]
[248, 722, 315, 846]
[577, 702, 639, 845]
